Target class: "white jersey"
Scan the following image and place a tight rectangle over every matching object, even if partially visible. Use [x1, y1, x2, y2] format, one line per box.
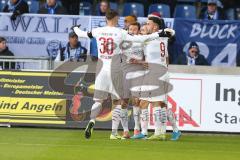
[144, 37, 169, 67]
[91, 27, 123, 71]
[122, 41, 144, 63]
[73, 26, 160, 71]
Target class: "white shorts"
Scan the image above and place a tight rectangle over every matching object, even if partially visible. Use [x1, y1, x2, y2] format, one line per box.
[122, 63, 145, 99]
[139, 72, 169, 102]
[93, 68, 123, 101]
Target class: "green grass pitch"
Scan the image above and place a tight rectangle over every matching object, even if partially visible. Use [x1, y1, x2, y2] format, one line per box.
[0, 128, 240, 160]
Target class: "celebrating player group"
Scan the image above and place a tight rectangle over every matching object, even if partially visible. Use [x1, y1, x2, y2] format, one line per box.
[73, 9, 181, 141]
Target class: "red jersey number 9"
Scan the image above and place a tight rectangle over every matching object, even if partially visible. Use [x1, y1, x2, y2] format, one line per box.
[99, 37, 114, 55]
[160, 42, 166, 57]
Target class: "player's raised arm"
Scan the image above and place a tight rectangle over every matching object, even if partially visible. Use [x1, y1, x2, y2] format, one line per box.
[73, 26, 95, 39]
[123, 28, 175, 43]
[123, 30, 158, 43]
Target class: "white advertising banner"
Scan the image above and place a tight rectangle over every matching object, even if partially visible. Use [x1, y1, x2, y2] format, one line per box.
[0, 13, 91, 59]
[147, 73, 240, 133]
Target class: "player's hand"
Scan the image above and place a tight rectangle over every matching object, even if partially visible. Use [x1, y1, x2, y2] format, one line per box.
[158, 28, 175, 38]
[70, 24, 81, 30]
[164, 28, 175, 37]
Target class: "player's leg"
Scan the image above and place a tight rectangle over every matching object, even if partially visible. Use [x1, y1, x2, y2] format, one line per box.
[147, 102, 161, 140]
[85, 69, 108, 139]
[159, 102, 167, 140]
[85, 99, 103, 139]
[110, 70, 124, 140]
[148, 72, 170, 140]
[121, 98, 130, 139]
[131, 99, 149, 139]
[132, 97, 141, 136]
[110, 99, 123, 140]
[167, 108, 181, 141]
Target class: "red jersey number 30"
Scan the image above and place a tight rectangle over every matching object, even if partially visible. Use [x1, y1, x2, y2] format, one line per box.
[99, 37, 114, 55]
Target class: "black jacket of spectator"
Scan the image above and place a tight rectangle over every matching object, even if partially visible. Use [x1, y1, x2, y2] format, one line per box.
[199, 7, 226, 20]
[0, 47, 15, 69]
[38, 3, 67, 15]
[60, 0, 80, 15]
[2, 0, 29, 20]
[237, 54, 240, 67]
[175, 53, 209, 66]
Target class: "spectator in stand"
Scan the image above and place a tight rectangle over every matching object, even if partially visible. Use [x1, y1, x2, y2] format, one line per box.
[175, 42, 209, 66]
[124, 15, 137, 30]
[97, 0, 110, 16]
[0, 37, 15, 70]
[60, 0, 80, 15]
[2, 0, 29, 21]
[199, 0, 226, 20]
[38, 0, 67, 15]
[55, 32, 87, 62]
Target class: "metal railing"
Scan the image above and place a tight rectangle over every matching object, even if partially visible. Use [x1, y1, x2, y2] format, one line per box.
[0, 56, 52, 70]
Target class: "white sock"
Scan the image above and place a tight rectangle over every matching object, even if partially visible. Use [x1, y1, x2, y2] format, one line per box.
[133, 106, 140, 131]
[112, 105, 121, 135]
[154, 107, 161, 136]
[90, 102, 102, 122]
[120, 108, 129, 132]
[140, 108, 149, 135]
[167, 108, 179, 132]
[160, 107, 167, 135]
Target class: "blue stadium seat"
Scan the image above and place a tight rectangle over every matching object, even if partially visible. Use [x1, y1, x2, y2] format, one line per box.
[174, 5, 197, 19]
[235, 7, 240, 20]
[79, 2, 92, 15]
[122, 3, 144, 17]
[27, 0, 39, 13]
[225, 8, 235, 20]
[0, 0, 7, 11]
[148, 4, 171, 18]
[110, 2, 118, 11]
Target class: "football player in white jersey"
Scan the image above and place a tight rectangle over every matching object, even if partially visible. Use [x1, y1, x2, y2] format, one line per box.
[72, 10, 168, 140]
[121, 22, 145, 139]
[139, 13, 181, 140]
[129, 23, 151, 139]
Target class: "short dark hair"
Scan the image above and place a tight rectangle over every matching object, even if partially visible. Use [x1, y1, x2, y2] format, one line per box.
[148, 17, 165, 30]
[106, 9, 119, 20]
[129, 22, 141, 30]
[0, 37, 6, 43]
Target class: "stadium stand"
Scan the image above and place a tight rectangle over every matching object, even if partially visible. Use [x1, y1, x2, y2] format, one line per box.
[148, 4, 171, 18]
[122, 2, 144, 17]
[27, 0, 39, 13]
[225, 8, 235, 20]
[174, 4, 197, 19]
[234, 7, 240, 20]
[79, 1, 92, 15]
